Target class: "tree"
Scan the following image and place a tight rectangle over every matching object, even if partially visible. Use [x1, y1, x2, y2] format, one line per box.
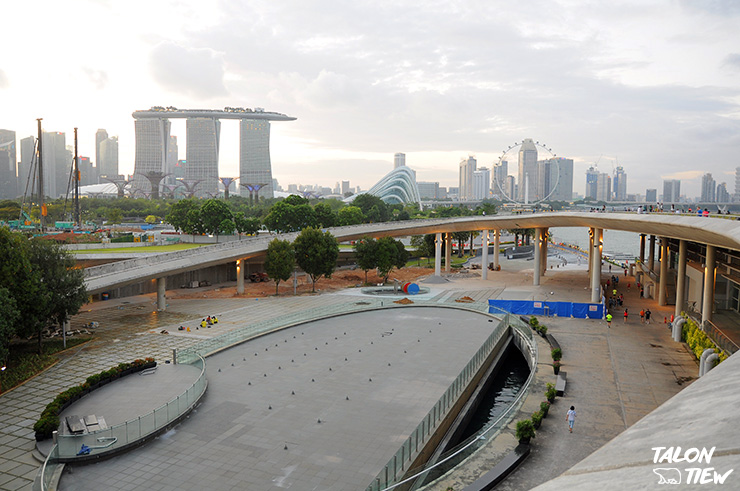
[0, 288, 19, 367]
[22, 240, 87, 354]
[166, 199, 201, 232]
[354, 236, 378, 284]
[410, 235, 435, 258]
[284, 194, 309, 206]
[352, 194, 389, 222]
[293, 227, 339, 293]
[106, 208, 123, 225]
[145, 215, 157, 224]
[263, 200, 317, 233]
[336, 206, 364, 226]
[264, 239, 295, 295]
[375, 237, 410, 282]
[314, 202, 336, 228]
[452, 231, 469, 257]
[233, 212, 260, 237]
[200, 199, 234, 240]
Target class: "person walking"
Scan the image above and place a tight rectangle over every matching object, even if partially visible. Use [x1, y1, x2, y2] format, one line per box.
[623, 308, 628, 323]
[566, 406, 577, 433]
[640, 309, 645, 324]
[645, 309, 652, 324]
[606, 312, 613, 328]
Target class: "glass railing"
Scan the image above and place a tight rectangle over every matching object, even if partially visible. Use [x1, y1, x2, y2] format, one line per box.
[365, 313, 537, 491]
[177, 297, 492, 364]
[37, 443, 60, 491]
[55, 355, 207, 460]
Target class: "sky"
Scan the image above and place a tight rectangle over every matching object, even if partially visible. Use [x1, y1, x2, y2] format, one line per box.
[2, 0, 739, 199]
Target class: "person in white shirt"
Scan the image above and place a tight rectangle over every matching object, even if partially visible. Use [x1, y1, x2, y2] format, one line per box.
[566, 406, 576, 433]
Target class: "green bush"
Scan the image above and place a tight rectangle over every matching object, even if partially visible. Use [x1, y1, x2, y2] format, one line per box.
[529, 317, 539, 328]
[540, 401, 551, 415]
[551, 348, 562, 361]
[538, 324, 547, 335]
[545, 382, 557, 401]
[681, 316, 728, 363]
[515, 419, 536, 440]
[531, 410, 543, 426]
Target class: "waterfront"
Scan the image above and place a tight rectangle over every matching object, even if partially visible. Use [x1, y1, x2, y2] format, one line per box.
[550, 227, 641, 261]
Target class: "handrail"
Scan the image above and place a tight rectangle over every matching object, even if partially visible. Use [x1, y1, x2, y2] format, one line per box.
[55, 354, 207, 459]
[703, 319, 739, 355]
[38, 443, 58, 491]
[366, 313, 537, 491]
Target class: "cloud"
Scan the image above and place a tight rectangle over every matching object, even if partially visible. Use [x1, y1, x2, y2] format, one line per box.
[722, 53, 740, 71]
[83, 68, 108, 90]
[0, 69, 8, 89]
[149, 42, 227, 98]
[662, 170, 705, 180]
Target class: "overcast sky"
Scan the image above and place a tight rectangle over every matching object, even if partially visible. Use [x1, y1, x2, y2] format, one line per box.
[2, 0, 739, 198]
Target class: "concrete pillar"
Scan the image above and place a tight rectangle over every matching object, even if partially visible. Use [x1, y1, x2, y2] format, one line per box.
[639, 234, 646, 264]
[590, 228, 602, 303]
[658, 238, 669, 306]
[702, 245, 716, 327]
[236, 259, 245, 295]
[434, 233, 442, 277]
[157, 277, 166, 311]
[675, 240, 687, 320]
[648, 235, 656, 272]
[481, 230, 489, 280]
[493, 229, 500, 270]
[533, 228, 542, 286]
[445, 233, 452, 273]
[541, 228, 548, 276]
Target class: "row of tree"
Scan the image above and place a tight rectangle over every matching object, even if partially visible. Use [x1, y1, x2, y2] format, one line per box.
[0, 228, 88, 362]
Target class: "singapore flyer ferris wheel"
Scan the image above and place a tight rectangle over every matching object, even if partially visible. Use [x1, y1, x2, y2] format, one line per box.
[493, 139, 561, 206]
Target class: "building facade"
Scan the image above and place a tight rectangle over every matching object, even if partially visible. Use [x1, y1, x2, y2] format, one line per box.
[186, 118, 220, 197]
[458, 156, 477, 200]
[417, 181, 439, 200]
[613, 166, 627, 201]
[472, 167, 490, 200]
[701, 173, 716, 203]
[132, 118, 171, 196]
[663, 179, 681, 203]
[596, 173, 611, 202]
[517, 139, 538, 202]
[646, 188, 657, 203]
[0, 130, 16, 199]
[239, 119, 273, 199]
[492, 160, 508, 199]
[98, 136, 119, 179]
[394, 153, 406, 168]
[585, 166, 599, 200]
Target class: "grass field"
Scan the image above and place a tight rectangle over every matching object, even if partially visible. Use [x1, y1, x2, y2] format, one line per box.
[73, 243, 206, 254]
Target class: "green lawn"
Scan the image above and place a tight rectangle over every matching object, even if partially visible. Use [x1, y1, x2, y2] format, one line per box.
[74, 243, 206, 254]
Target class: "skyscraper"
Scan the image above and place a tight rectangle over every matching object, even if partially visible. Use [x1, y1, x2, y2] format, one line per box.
[492, 160, 508, 199]
[613, 166, 627, 201]
[472, 167, 490, 200]
[99, 136, 119, 179]
[394, 153, 406, 168]
[239, 119, 273, 199]
[585, 166, 599, 200]
[717, 183, 730, 203]
[95, 129, 108, 175]
[663, 179, 681, 203]
[458, 156, 477, 200]
[735, 167, 740, 202]
[42, 131, 69, 198]
[701, 173, 716, 203]
[132, 118, 171, 195]
[17, 136, 35, 196]
[186, 118, 220, 196]
[540, 157, 573, 202]
[517, 139, 537, 202]
[596, 173, 611, 202]
[0, 130, 17, 199]
[646, 189, 657, 202]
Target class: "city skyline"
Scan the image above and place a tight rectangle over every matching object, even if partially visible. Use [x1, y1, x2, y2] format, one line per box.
[1, 1, 739, 198]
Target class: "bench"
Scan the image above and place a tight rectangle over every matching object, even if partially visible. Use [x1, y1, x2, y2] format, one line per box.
[555, 371, 567, 396]
[463, 444, 530, 491]
[65, 415, 85, 434]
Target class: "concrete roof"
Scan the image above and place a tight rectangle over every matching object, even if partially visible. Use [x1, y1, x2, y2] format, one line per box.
[84, 212, 740, 295]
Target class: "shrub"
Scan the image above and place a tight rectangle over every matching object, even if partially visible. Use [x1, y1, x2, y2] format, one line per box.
[538, 324, 547, 336]
[86, 373, 102, 385]
[551, 348, 562, 361]
[540, 401, 551, 415]
[34, 415, 60, 439]
[529, 317, 539, 328]
[681, 316, 728, 363]
[515, 419, 536, 440]
[545, 382, 557, 401]
[531, 410, 543, 427]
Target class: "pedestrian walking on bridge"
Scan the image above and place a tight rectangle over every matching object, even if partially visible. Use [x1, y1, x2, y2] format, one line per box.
[606, 313, 613, 328]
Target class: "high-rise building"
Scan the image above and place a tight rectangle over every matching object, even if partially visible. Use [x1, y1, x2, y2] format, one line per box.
[417, 181, 439, 200]
[42, 131, 70, 199]
[239, 119, 273, 199]
[646, 188, 657, 203]
[95, 129, 108, 174]
[98, 136, 119, 179]
[701, 173, 716, 202]
[0, 130, 17, 199]
[613, 166, 627, 201]
[596, 173, 611, 202]
[78, 156, 97, 186]
[186, 118, 220, 196]
[538, 157, 573, 202]
[517, 139, 537, 202]
[663, 179, 681, 203]
[472, 167, 490, 200]
[717, 182, 730, 203]
[394, 153, 406, 168]
[735, 167, 740, 202]
[492, 160, 508, 199]
[17, 136, 35, 196]
[585, 166, 599, 200]
[504, 176, 516, 201]
[458, 156, 477, 200]
[132, 118, 171, 195]
[341, 180, 350, 195]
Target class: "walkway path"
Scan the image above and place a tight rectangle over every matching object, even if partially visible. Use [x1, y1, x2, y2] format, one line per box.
[0, 260, 701, 490]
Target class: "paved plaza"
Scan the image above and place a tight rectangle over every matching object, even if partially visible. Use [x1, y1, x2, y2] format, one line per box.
[0, 256, 710, 490]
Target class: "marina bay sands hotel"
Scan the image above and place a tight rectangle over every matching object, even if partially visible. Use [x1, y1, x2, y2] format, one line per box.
[132, 107, 296, 198]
